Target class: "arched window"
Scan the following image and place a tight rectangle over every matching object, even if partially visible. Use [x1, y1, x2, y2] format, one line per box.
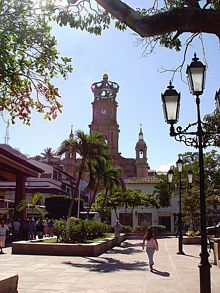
[139, 150, 143, 159]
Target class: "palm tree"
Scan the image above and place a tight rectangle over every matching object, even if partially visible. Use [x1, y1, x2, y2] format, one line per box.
[98, 166, 124, 220]
[57, 138, 76, 160]
[41, 147, 57, 164]
[86, 157, 114, 217]
[16, 193, 46, 220]
[57, 130, 110, 219]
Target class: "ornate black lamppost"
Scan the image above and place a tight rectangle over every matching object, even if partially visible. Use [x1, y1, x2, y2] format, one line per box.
[162, 53, 220, 293]
[167, 156, 193, 255]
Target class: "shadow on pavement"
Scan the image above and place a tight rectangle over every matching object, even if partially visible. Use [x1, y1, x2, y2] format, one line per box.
[122, 241, 143, 248]
[184, 253, 200, 259]
[106, 244, 143, 255]
[104, 240, 143, 255]
[151, 269, 170, 277]
[62, 256, 147, 273]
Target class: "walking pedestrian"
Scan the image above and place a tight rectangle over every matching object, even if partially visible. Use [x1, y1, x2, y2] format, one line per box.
[142, 228, 159, 272]
[0, 219, 9, 254]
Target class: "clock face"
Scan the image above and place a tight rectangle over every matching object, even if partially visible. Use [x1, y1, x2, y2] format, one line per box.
[101, 109, 106, 114]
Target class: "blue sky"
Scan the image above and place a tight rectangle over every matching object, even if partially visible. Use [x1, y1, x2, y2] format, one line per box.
[2, 3, 220, 171]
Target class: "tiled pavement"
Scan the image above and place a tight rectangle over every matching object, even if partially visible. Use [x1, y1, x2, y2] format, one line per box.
[0, 236, 219, 293]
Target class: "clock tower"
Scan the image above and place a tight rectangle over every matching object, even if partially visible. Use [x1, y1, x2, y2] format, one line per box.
[89, 74, 120, 155]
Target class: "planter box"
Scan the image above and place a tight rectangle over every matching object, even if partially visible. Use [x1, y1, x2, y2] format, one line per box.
[182, 236, 201, 245]
[0, 273, 18, 293]
[213, 238, 220, 268]
[12, 234, 126, 257]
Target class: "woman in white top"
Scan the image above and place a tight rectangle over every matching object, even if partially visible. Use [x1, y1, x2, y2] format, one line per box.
[142, 228, 159, 272]
[0, 220, 9, 254]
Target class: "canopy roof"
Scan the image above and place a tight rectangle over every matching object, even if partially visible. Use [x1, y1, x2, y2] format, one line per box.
[0, 145, 43, 181]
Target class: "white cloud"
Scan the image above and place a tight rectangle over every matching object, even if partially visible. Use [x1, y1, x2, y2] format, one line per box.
[152, 162, 175, 172]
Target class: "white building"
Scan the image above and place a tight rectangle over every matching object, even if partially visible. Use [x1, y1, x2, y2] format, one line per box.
[111, 177, 179, 233]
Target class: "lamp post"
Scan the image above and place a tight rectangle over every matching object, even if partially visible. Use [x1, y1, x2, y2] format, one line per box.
[162, 53, 220, 293]
[167, 157, 193, 255]
[176, 155, 184, 255]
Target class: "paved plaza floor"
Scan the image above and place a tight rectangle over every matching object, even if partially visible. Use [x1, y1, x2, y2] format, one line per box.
[0, 236, 219, 293]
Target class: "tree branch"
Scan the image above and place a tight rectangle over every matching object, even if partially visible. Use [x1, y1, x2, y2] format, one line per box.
[95, 0, 220, 37]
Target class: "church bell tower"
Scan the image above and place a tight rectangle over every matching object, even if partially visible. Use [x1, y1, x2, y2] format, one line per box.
[89, 74, 120, 155]
[135, 126, 149, 178]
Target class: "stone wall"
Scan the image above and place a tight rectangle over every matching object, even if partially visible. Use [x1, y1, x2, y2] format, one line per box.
[12, 234, 126, 257]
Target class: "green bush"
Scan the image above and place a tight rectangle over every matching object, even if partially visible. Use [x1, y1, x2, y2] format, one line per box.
[131, 225, 148, 232]
[53, 219, 67, 242]
[45, 195, 83, 219]
[54, 218, 111, 243]
[121, 225, 132, 233]
[148, 225, 167, 235]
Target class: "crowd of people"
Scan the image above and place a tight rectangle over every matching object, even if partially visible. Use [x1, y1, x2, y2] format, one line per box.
[0, 217, 55, 254]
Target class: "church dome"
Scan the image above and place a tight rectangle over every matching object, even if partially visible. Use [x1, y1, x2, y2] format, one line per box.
[135, 139, 146, 147]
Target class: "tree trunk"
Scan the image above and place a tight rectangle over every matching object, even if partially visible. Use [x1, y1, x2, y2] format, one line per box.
[86, 181, 100, 218]
[65, 163, 84, 241]
[114, 208, 118, 220]
[100, 188, 109, 221]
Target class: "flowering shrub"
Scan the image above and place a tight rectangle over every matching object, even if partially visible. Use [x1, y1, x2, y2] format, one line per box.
[185, 231, 200, 237]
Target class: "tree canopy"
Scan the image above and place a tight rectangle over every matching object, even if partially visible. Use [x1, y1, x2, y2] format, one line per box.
[51, 0, 220, 53]
[155, 150, 220, 230]
[1, 0, 220, 124]
[0, 0, 72, 125]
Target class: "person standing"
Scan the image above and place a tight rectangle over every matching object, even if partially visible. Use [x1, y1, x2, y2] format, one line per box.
[114, 220, 122, 246]
[28, 218, 36, 240]
[0, 220, 9, 254]
[43, 218, 49, 237]
[36, 219, 44, 239]
[142, 228, 159, 272]
[13, 219, 21, 241]
[48, 219, 54, 237]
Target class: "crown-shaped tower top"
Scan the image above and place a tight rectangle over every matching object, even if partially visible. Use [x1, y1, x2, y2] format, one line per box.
[91, 74, 119, 101]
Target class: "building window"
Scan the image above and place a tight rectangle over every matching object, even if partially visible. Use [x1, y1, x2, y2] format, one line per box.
[138, 213, 152, 226]
[119, 213, 133, 226]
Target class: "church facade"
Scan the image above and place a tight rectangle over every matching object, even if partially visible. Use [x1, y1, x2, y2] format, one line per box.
[62, 74, 178, 232]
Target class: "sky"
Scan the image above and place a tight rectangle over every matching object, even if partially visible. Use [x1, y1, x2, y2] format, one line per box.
[1, 1, 220, 171]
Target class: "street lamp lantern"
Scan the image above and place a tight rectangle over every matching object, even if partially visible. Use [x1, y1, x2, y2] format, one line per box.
[187, 170, 193, 185]
[176, 154, 183, 173]
[167, 167, 174, 184]
[215, 89, 220, 111]
[161, 81, 180, 124]
[186, 53, 206, 96]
